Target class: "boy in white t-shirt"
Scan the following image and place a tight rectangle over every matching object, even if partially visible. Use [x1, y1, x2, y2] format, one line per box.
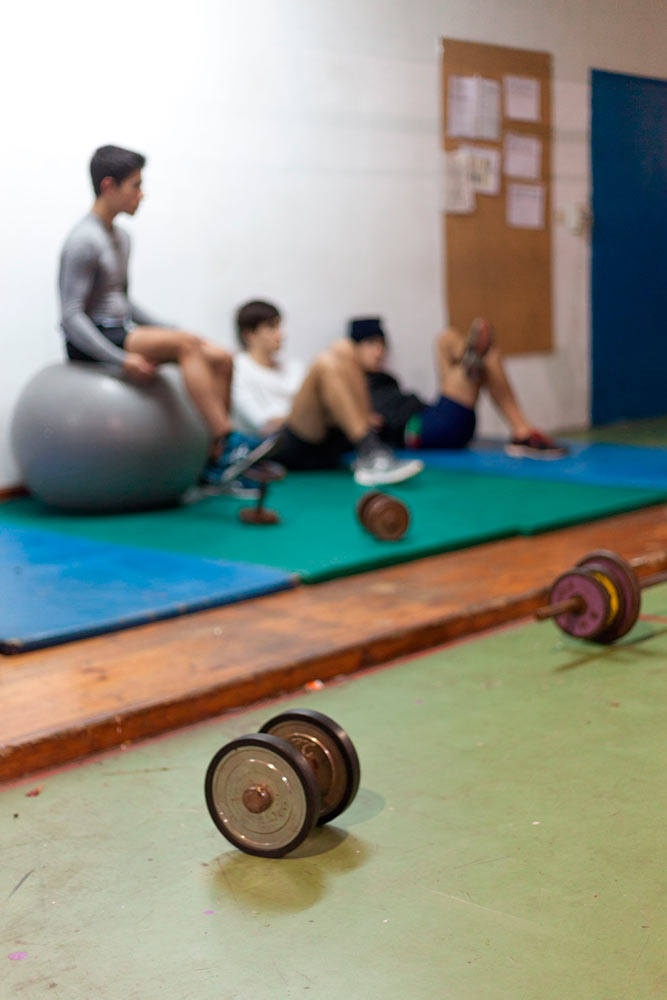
[232, 302, 306, 439]
[230, 301, 423, 487]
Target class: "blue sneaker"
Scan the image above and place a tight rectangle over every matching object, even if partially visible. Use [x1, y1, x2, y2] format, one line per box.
[199, 433, 280, 494]
[199, 432, 261, 482]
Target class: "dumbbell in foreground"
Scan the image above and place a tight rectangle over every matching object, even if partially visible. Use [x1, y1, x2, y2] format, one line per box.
[535, 548, 667, 643]
[205, 709, 360, 857]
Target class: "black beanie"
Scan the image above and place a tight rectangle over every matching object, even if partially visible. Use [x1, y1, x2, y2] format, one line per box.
[348, 317, 386, 343]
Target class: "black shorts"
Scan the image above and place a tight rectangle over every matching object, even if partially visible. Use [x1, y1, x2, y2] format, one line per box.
[65, 324, 128, 362]
[272, 427, 351, 471]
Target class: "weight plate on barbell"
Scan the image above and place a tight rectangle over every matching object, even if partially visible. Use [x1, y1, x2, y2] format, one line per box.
[576, 549, 641, 641]
[575, 561, 624, 644]
[239, 506, 281, 525]
[356, 491, 383, 523]
[260, 709, 360, 826]
[356, 491, 410, 541]
[241, 460, 287, 484]
[204, 733, 321, 857]
[549, 568, 613, 642]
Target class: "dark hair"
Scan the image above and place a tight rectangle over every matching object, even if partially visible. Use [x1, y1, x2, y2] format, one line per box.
[348, 317, 386, 343]
[235, 300, 281, 347]
[90, 145, 146, 196]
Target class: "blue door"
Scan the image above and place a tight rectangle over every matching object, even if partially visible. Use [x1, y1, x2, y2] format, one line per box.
[591, 69, 667, 424]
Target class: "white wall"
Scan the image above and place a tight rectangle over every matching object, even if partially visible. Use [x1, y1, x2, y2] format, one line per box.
[1, 0, 666, 487]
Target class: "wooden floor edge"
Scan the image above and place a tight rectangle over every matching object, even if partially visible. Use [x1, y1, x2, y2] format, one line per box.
[0, 587, 548, 783]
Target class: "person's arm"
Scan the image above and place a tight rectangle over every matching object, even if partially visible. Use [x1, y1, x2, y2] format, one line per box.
[59, 239, 129, 366]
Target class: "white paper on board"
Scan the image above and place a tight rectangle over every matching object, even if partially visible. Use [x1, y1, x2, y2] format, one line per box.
[506, 183, 545, 229]
[476, 78, 500, 140]
[460, 145, 501, 195]
[448, 75, 500, 140]
[503, 75, 541, 122]
[444, 149, 475, 214]
[504, 133, 542, 180]
[447, 75, 478, 137]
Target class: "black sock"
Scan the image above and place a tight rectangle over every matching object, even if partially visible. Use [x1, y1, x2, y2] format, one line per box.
[355, 431, 385, 459]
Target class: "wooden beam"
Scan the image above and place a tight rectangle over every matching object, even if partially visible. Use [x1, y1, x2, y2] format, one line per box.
[2, 503, 666, 782]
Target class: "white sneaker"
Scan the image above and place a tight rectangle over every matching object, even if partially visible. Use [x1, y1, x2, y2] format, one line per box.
[353, 449, 424, 487]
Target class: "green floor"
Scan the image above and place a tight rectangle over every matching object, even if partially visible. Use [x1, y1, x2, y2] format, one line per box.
[3, 591, 667, 999]
[566, 414, 667, 447]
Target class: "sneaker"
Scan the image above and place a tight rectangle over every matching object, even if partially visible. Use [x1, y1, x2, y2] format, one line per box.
[197, 464, 261, 498]
[353, 448, 424, 486]
[504, 430, 568, 460]
[220, 479, 262, 499]
[199, 432, 278, 487]
[460, 317, 494, 381]
[182, 476, 261, 504]
[218, 433, 280, 485]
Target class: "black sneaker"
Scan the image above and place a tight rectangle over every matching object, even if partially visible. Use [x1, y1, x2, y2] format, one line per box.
[505, 430, 568, 460]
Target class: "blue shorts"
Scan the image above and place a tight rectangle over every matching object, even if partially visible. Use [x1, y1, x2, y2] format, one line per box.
[404, 395, 476, 450]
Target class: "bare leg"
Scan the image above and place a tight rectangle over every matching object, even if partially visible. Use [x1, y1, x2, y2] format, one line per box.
[125, 327, 233, 446]
[435, 326, 532, 438]
[482, 349, 533, 439]
[201, 341, 233, 415]
[287, 340, 371, 444]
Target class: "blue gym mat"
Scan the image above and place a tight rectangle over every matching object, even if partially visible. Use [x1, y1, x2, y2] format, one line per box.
[0, 525, 295, 653]
[398, 441, 667, 490]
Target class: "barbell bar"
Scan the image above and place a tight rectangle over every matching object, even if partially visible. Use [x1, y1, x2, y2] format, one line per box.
[535, 548, 667, 643]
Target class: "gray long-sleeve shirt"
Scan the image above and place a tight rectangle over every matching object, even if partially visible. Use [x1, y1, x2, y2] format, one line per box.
[58, 212, 162, 365]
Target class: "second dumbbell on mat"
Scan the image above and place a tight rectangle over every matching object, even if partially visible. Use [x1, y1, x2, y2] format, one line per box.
[205, 709, 360, 857]
[535, 548, 667, 643]
[238, 460, 286, 525]
[356, 491, 410, 541]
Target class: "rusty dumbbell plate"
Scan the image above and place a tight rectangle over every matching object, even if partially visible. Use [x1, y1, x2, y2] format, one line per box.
[548, 567, 615, 642]
[260, 709, 360, 825]
[356, 491, 410, 541]
[205, 733, 321, 857]
[241, 460, 286, 485]
[572, 560, 624, 643]
[239, 506, 281, 525]
[576, 549, 641, 641]
[238, 460, 285, 525]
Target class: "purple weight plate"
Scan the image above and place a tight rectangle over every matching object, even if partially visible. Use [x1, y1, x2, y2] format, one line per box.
[577, 560, 625, 644]
[576, 550, 641, 640]
[550, 568, 612, 641]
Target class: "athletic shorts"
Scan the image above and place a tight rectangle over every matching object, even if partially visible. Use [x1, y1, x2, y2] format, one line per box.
[65, 324, 128, 362]
[404, 395, 476, 450]
[272, 427, 352, 471]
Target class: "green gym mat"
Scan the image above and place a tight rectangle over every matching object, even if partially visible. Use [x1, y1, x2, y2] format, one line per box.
[1, 469, 665, 583]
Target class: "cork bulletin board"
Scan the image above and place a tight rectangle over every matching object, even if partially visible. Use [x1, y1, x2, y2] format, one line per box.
[442, 39, 552, 355]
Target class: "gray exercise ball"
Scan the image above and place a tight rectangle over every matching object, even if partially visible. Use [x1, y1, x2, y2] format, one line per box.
[11, 363, 210, 511]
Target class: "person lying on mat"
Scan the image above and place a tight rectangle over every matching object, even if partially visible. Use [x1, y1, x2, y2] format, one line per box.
[348, 316, 568, 459]
[59, 144, 233, 471]
[228, 300, 423, 487]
